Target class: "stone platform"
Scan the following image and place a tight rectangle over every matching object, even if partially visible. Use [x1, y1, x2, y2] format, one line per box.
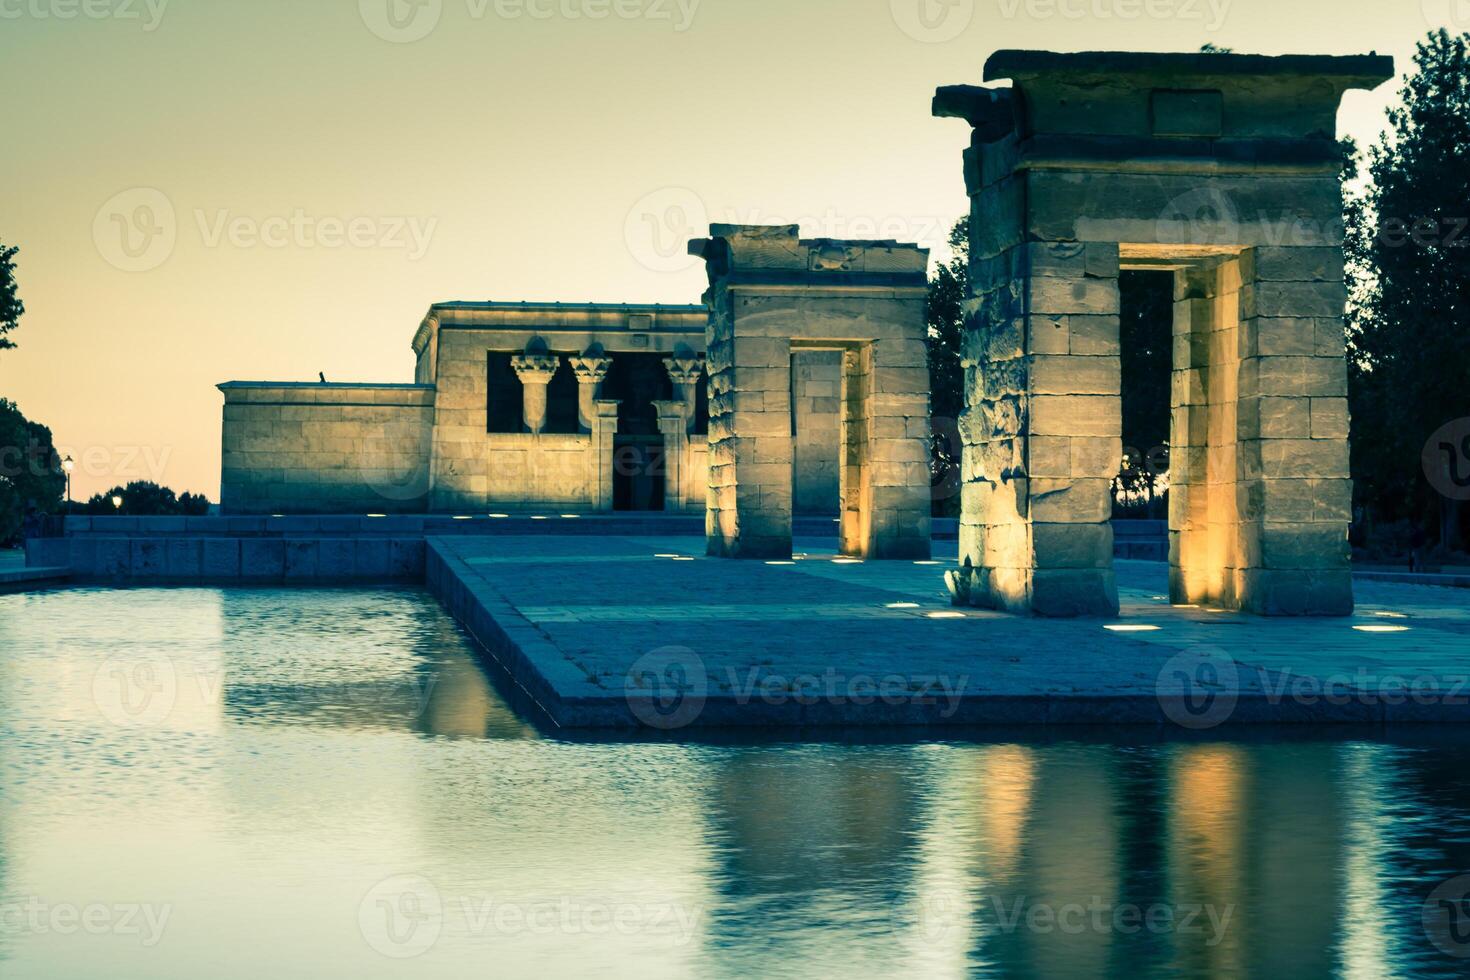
[426, 534, 1470, 730]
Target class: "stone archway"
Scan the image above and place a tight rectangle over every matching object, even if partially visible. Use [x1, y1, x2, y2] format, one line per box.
[689, 225, 934, 560]
[935, 50, 1393, 616]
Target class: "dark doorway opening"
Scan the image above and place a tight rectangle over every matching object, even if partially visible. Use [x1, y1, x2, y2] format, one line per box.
[1116, 270, 1174, 520]
[603, 353, 673, 512]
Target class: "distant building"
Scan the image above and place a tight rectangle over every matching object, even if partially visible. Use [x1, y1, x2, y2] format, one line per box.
[218, 300, 842, 516]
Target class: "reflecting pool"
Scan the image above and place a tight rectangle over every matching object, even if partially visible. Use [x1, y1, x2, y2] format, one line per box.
[2, 587, 1470, 978]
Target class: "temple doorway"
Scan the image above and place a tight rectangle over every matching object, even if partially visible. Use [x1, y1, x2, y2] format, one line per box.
[603, 352, 673, 512]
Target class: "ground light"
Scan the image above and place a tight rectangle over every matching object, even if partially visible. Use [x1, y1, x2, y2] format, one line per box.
[366, 514, 387, 519]
[886, 602, 920, 609]
[832, 558, 862, 565]
[1354, 624, 1411, 633]
[1104, 624, 1162, 632]
[928, 611, 967, 619]
[489, 513, 509, 518]
[766, 561, 796, 565]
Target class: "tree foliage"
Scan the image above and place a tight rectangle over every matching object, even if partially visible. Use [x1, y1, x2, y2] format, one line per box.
[926, 219, 968, 514]
[0, 399, 64, 546]
[1347, 29, 1470, 551]
[83, 481, 211, 517]
[0, 241, 22, 352]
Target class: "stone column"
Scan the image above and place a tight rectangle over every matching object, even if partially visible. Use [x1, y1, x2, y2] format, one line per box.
[1233, 246, 1354, 615]
[664, 352, 704, 434]
[590, 399, 620, 512]
[511, 353, 561, 434]
[653, 400, 688, 512]
[569, 350, 613, 434]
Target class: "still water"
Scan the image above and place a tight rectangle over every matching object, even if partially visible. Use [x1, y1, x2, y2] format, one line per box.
[2, 587, 1469, 979]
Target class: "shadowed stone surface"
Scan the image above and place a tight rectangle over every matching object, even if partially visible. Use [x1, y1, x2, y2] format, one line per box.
[427, 535, 1470, 730]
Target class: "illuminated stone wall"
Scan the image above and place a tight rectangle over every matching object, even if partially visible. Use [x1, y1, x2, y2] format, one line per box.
[692, 224, 932, 560]
[936, 49, 1391, 616]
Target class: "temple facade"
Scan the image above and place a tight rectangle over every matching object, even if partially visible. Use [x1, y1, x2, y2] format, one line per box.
[218, 299, 846, 518]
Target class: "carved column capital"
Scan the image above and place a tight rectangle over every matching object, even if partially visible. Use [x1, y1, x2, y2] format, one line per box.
[663, 355, 704, 387]
[511, 353, 561, 386]
[569, 355, 613, 385]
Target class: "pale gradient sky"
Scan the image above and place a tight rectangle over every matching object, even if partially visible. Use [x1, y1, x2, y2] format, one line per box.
[0, 0, 1457, 500]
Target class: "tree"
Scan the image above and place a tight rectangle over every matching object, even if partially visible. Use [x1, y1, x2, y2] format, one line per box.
[926, 219, 968, 515]
[0, 241, 22, 352]
[0, 400, 64, 546]
[84, 481, 211, 516]
[1347, 29, 1470, 553]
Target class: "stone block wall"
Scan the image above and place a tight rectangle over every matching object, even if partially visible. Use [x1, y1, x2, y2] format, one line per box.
[936, 49, 1388, 616]
[219, 384, 434, 514]
[693, 225, 932, 560]
[1234, 246, 1354, 614]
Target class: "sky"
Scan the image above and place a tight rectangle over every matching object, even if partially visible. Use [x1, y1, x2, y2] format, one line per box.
[1, 0, 1463, 501]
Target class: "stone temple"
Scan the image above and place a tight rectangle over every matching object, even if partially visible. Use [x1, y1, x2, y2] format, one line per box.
[218, 48, 1390, 616]
[219, 227, 932, 561]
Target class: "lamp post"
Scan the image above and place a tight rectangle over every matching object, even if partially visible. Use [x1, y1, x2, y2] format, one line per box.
[61, 456, 74, 514]
[111, 494, 123, 512]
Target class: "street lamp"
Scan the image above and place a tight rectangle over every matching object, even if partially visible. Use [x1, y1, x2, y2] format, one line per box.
[111, 494, 123, 512]
[61, 456, 74, 514]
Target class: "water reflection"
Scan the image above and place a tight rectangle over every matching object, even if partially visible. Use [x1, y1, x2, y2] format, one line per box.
[2, 588, 1470, 977]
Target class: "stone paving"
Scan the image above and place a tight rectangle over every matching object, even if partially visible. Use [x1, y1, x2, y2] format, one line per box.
[427, 534, 1470, 730]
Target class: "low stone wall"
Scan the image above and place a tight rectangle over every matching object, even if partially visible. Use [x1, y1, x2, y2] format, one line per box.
[219, 382, 435, 515]
[29, 535, 426, 585]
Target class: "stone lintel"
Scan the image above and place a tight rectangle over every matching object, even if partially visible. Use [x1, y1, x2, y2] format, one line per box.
[982, 49, 1394, 87]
